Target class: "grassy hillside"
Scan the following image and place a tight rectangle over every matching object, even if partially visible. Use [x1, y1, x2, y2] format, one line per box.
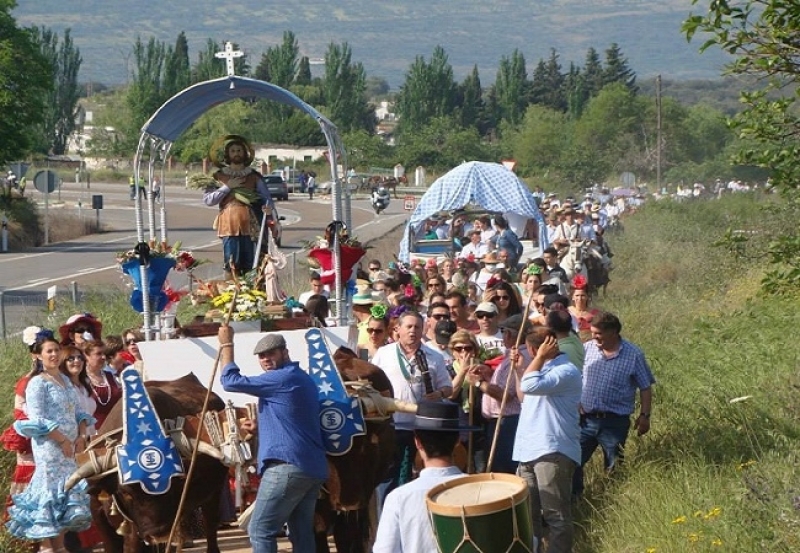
[13, 0, 730, 88]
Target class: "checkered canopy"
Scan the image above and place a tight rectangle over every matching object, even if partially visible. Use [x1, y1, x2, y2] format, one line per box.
[399, 161, 544, 261]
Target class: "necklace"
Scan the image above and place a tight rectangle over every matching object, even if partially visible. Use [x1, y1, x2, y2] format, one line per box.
[221, 166, 253, 178]
[43, 371, 66, 389]
[90, 373, 112, 406]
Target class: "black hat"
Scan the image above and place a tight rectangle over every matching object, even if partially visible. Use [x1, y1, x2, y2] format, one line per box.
[434, 319, 458, 346]
[413, 401, 480, 432]
[498, 313, 531, 336]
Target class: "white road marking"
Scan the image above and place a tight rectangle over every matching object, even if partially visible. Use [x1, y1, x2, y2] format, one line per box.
[10, 265, 120, 291]
[0, 234, 138, 264]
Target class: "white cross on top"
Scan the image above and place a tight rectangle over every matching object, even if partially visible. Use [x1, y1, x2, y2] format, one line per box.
[215, 41, 243, 77]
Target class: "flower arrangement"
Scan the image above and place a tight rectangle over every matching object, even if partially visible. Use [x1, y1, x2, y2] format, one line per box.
[115, 240, 202, 272]
[211, 281, 268, 321]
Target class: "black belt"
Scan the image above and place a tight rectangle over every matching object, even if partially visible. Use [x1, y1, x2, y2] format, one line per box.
[585, 411, 628, 419]
[263, 459, 288, 468]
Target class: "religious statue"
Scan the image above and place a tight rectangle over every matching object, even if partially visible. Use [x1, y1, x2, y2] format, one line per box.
[202, 135, 276, 277]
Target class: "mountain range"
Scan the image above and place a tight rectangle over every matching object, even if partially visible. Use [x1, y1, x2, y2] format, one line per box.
[12, 0, 730, 89]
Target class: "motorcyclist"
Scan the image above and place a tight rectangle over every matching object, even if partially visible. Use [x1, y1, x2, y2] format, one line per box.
[371, 185, 391, 214]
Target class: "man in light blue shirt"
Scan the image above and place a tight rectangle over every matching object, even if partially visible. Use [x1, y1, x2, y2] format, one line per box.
[513, 327, 582, 553]
[374, 401, 476, 553]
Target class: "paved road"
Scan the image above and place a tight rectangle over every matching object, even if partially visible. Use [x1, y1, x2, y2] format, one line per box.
[0, 182, 409, 334]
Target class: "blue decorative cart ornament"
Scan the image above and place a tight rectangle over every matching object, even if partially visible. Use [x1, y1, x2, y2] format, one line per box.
[116, 368, 183, 494]
[122, 257, 176, 313]
[305, 328, 365, 455]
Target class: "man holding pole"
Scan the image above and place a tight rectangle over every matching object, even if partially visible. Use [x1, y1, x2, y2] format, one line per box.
[218, 327, 328, 553]
[513, 327, 582, 553]
[203, 135, 276, 276]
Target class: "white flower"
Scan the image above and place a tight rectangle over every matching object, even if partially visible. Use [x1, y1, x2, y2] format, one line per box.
[22, 326, 42, 347]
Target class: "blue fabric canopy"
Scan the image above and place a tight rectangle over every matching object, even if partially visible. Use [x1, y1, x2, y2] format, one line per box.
[399, 161, 545, 261]
[140, 76, 336, 142]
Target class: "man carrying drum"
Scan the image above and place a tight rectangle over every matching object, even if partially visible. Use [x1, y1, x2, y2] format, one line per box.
[373, 401, 475, 553]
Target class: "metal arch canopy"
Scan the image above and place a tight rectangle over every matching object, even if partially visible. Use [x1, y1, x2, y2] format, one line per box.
[140, 75, 337, 141]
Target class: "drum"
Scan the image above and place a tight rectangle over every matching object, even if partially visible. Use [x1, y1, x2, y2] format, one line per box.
[426, 473, 534, 553]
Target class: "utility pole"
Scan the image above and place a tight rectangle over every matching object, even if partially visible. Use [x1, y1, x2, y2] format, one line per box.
[656, 74, 662, 192]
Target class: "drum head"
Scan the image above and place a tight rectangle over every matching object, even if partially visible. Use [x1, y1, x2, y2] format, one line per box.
[427, 473, 528, 517]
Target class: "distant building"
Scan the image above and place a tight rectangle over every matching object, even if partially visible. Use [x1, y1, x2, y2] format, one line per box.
[375, 100, 396, 121]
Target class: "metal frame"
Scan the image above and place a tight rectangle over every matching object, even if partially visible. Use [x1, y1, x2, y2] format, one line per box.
[132, 75, 351, 338]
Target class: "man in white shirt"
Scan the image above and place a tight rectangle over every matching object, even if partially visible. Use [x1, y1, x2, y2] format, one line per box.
[371, 312, 453, 486]
[373, 401, 476, 553]
[297, 272, 329, 306]
[459, 229, 487, 259]
[474, 301, 505, 354]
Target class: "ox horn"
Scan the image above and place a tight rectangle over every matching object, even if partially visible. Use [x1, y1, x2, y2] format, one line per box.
[65, 450, 119, 491]
[173, 437, 224, 462]
[360, 395, 418, 417]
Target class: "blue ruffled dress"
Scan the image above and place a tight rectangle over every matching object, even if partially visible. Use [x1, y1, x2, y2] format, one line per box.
[6, 373, 94, 540]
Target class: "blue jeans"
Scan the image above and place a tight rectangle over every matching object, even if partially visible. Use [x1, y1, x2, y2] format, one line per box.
[573, 415, 630, 495]
[222, 235, 255, 274]
[249, 463, 324, 553]
[485, 415, 520, 474]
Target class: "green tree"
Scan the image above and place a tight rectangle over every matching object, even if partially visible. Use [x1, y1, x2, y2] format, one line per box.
[396, 46, 457, 133]
[0, 1, 51, 162]
[295, 56, 312, 86]
[163, 31, 191, 99]
[603, 43, 637, 93]
[258, 31, 299, 89]
[342, 129, 392, 170]
[495, 49, 529, 125]
[365, 76, 390, 98]
[30, 26, 82, 155]
[583, 47, 604, 97]
[192, 39, 226, 82]
[563, 62, 587, 119]
[458, 65, 486, 132]
[684, 0, 800, 290]
[322, 42, 374, 133]
[509, 104, 571, 176]
[396, 116, 487, 170]
[125, 36, 167, 149]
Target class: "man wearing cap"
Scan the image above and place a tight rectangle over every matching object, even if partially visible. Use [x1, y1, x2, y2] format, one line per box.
[372, 311, 453, 487]
[474, 301, 505, 354]
[373, 401, 473, 553]
[480, 314, 531, 474]
[217, 328, 328, 553]
[552, 207, 582, 252]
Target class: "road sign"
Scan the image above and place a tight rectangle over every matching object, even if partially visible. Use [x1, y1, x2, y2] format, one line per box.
[403, 195, 416, 211]
[33, 170, 58, 194]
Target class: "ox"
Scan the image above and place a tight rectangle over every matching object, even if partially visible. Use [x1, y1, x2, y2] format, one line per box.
[313, 348, 397, 553]
[68, 373, 229, 553]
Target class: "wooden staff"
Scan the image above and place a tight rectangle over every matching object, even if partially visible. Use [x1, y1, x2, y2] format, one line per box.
[486, 291, 535, 472]
[166, 285, 239, 548]
[466, 358, 475, 474]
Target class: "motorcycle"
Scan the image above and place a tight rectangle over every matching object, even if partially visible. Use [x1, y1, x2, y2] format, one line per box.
[371, 186, 391, 214]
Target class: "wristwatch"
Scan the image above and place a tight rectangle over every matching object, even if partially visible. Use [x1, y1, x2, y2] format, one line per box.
[474, 379, 483, 388]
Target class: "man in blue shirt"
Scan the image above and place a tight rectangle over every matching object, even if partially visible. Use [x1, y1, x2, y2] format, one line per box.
[513, 327, 582, 553]
[576, 311, 655, 496]
[218, 327, 328, 553]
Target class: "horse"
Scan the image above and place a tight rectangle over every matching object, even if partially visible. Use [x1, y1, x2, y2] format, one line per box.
[560, 240, 590, 283]
[562, 239, 610, 296]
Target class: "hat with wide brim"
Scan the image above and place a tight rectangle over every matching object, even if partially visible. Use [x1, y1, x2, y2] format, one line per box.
[353, 285, 375, 305]
[58, 313, 103, 344]
[413, 401, 480, 432]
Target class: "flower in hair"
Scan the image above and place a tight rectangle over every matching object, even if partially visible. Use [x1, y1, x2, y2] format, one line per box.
[404, 284, 416, 298]
[388, 304, 409, 319]
[486, 275, 501, 289]
[411, 274, 422, 289]
[526, 265, 543, 276]
[572, 274, 588, 290]
[370, 304, 388, 319]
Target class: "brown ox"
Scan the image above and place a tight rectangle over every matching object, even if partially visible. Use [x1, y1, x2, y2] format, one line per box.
[313, 348, 396, 553]
[72, 373, 228, 553]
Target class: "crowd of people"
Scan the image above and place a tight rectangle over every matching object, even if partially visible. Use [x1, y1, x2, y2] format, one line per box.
[1, 314, 148, 553]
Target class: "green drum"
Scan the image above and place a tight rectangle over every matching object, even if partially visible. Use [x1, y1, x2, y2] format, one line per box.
[426, 473, 534, 553]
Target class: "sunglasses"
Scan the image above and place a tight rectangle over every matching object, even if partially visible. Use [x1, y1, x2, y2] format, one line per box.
[475, 312, 495, 319]
[452, 345, 474, 352]
[494, 295, 511, 301]
[66, 355, 85, 362]
[126, 339, 139, 345]
[72, 327, 90, 334]
[366, 328, 384, 334]
[431, 314, 450, 320]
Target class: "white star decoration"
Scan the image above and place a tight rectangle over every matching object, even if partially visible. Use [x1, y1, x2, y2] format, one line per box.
[137, 421, 152, 435]
[319, 381, 335, 395]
